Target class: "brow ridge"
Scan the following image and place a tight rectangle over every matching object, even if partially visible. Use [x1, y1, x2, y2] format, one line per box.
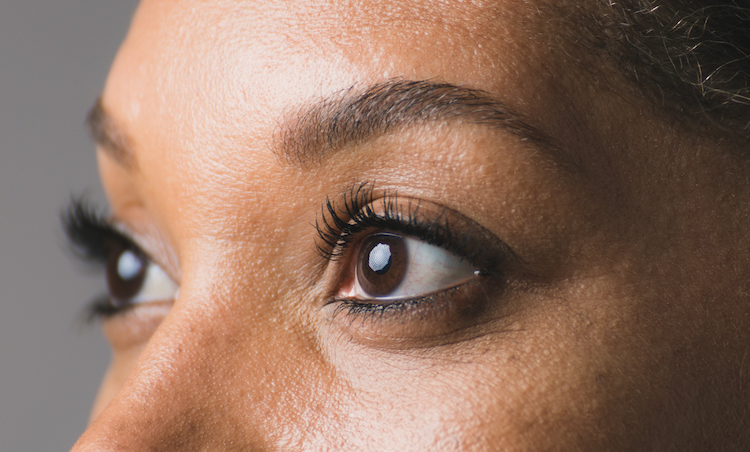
[86, 98, 137, 170]
[276, 79, 575, 169]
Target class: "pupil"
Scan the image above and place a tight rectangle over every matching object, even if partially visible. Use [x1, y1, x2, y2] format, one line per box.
[368, 243, 392, 274]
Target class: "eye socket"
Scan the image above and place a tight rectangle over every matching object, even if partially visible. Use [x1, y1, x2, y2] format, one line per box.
[343, 232, 479, 301]
[104, 239, 178, 309]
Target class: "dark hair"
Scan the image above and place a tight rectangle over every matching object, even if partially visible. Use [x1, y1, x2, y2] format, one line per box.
[598, 1, 750, 141]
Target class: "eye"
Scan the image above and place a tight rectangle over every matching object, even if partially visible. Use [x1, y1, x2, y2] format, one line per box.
[61, 197, 178, 320]
[104, 239, 178, 309]
[316, 184, 515, 343]
[343, 232, 478, 300]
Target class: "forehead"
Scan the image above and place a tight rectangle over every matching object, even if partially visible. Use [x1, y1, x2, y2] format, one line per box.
[104, 0, 580, 147]
[101, 0, 627, 250]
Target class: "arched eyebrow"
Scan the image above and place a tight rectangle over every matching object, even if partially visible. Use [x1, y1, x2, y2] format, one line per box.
[276, 79, 575, 169]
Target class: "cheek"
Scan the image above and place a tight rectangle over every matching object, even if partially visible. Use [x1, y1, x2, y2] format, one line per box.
[89, 303, 171, 422]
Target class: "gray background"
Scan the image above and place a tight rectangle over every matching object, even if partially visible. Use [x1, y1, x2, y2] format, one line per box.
[0, 1, 140, 450]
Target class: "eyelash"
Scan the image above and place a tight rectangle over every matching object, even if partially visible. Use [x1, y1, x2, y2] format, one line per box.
[317, 183, 476, 262]
[328, 282, 479, 327]
[61, 196, 145, 321]
[315, 182, 498, 322]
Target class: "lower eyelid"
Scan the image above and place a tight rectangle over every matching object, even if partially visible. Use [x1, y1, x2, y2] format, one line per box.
[325, 277, 498, 347]
[100, 300, 173, 350]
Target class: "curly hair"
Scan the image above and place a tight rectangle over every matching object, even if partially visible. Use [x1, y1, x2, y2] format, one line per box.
[598, 1, 750, 141]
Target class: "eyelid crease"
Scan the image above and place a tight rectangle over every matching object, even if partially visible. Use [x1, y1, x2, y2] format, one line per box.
[61, 196, 177, 282]
[315, 182, 516, 273]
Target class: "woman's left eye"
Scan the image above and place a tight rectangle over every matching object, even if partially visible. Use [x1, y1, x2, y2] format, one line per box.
[340, 232, 479, 301]
[316, 186, 512, 338]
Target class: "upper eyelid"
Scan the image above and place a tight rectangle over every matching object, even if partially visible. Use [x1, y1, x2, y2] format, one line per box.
[315, 183, 429, 260]
[316, 188, 515, 292]
[316, 185, 509, 270]
[62, 198, 178, 282]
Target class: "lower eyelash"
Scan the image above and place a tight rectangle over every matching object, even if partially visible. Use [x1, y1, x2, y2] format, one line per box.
[330, 292, 447, 326]
[329, 280, 483, 325]
[83, 294, 122, 323]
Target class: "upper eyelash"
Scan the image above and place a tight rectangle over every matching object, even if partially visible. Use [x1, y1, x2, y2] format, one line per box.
[315, 182, 499, 276]
[314, 182, 455, 261]
[61, 196, 138, 266]
[314, 182, 375, 259]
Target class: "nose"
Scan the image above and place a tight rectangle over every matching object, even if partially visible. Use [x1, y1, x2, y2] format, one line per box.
[70, 305, 258, 450]
[69, 286, 327, 451]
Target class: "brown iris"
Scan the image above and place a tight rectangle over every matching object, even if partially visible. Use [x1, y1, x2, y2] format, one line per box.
[356, 233, 408, 297]
[105, 239, 147, 305]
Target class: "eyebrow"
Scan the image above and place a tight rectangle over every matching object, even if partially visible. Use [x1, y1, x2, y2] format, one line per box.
[276, 79, 575, 169]
[85, 98, 137, 170]
[87, 79, 575, 172]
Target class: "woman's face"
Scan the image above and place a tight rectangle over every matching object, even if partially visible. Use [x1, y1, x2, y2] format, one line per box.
[72, 0, 750, 450]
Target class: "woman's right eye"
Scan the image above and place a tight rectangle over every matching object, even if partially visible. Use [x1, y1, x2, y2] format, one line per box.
[104, 240, 178, 311]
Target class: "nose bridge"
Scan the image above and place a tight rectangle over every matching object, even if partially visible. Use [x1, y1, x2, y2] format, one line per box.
[72, 293, 280, 451]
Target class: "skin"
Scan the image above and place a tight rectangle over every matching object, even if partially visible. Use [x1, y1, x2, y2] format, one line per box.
[72, 0, 750, 450]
